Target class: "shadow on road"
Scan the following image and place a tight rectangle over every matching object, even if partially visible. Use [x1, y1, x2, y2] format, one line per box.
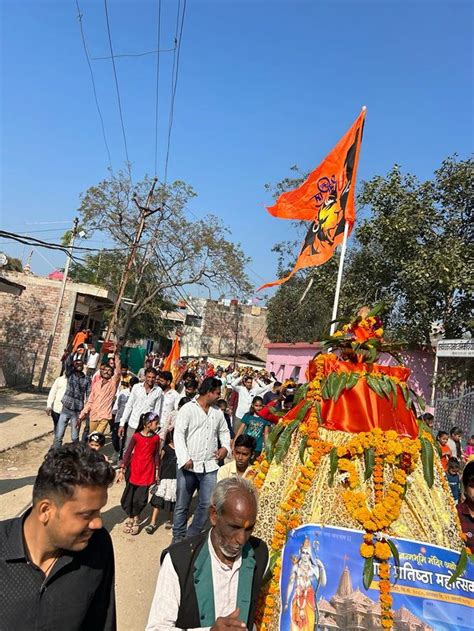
[0, 475, 36, 495]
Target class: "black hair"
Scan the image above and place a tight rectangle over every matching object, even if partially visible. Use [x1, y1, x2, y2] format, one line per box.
[421, 412, 434, 422]
[145, 367, 157, 376]
[121, 364, 129, 370]
[129, 376, 139, 388]
[136, 411, 160, 433]
[165, 428, 174, 445]
[178, 396, 191, 409]
[447, 457, 460, 469]
[33, 442, 115, 504]
[185, 377, 199, 390]
[462, 460, 474, 487]
[159, 370, 173, 382]
[249, 396, 263, 414]
[274, 381, 282, 388]
[450, 426, 463, 436]
[88, 432, 106, 447]
[437, 430, 448, 439]
[198, 376, 222, 395]
[217, 398, 227, 408]
[235, 434, 256, 451]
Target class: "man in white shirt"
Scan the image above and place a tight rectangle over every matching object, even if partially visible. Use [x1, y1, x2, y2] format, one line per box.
[173, 377, 230, 542]
[156, 370, 180, 440]
[230, 372, 274, 432]
[85, 348, 99, 376]
[45, 374, 68, 432]
[117, 367, 163, 451]
[146, 476, 268, 631]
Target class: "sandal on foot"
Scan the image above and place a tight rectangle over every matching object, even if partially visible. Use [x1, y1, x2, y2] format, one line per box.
[130, 522, 140, 535]
[165, 521, 173, 530]
[145, 524, 158, 534]
[123, 520, 132, 534]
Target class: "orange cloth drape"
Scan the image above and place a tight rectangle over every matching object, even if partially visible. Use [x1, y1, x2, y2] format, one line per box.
[162, 337, 181, 384]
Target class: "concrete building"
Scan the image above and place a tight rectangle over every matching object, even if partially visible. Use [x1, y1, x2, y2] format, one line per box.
[178, 297, 269, 363]
[0, 271, 116, 387]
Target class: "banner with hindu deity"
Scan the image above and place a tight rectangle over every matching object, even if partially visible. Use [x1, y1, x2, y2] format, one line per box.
[279, 524, 473, 631]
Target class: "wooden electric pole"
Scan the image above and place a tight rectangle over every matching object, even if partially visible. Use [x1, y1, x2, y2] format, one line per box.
[104, 178, 161, 344]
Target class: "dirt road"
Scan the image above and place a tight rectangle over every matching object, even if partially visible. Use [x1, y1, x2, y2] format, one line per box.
[0, 433, 173, 630]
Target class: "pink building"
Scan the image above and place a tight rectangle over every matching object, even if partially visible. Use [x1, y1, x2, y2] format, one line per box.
[266, 343, 435, 401]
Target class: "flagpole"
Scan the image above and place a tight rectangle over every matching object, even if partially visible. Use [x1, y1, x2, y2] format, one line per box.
[329, 221, 350, 335]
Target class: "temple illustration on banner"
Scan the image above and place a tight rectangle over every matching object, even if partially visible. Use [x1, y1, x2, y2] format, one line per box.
[317, 564, 433, 631]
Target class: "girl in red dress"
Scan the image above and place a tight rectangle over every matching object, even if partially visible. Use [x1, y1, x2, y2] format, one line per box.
[117, 411, 160, 535]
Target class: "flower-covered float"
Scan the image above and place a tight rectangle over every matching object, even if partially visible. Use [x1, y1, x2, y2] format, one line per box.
[249, 308, 473, 631]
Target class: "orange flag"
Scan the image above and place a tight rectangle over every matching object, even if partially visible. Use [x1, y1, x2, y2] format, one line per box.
[162, 336, 181, 384]
[259, 108, 366, 290]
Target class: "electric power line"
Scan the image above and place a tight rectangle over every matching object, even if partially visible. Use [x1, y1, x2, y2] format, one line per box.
[75, 0, 113, 171]
[104, 0, 132, 178]
[153, 0, 162, 178]
[91, 46, 174, 60]
[164, 0, 187, 184]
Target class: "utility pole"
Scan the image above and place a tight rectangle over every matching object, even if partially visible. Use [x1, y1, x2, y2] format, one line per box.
[104, 178, 160, 344]
[232, 299, 240, 369]
[38, 217, 79, 389]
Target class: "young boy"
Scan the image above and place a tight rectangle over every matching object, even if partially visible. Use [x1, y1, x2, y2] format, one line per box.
[217, 434, 256, 481]
[446, 457, 461, 503]
[437, 430, 451, 471]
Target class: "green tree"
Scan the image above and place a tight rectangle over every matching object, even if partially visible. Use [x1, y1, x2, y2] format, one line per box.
[71, 170, 252, 341]
[265, 155, 473, 345]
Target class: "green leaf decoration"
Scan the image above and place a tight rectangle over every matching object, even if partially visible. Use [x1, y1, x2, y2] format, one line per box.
[314, 400, 323, 424]
[379, 376, 392, 400]
[367, 375, 384, 399]
[416, 393, 426, 412]
[294, 383, 309, 405]
[345, 372, 359, 391]
[299, 435, 309, 463]
[388, 379, 398, 408]
[387, 538, 400, 583]
[333, 372, 348, 402]
[364, 447, 375, 481]
[266, 423, 286, 462]
[401, 384, 410, 404]
[367, 302, 385, 317]
[268, 406, 286, 417]
[363, 555, 375, 590]
[420, 436, 434, 488]
[274, 418, 301, 464]
[328, 447, 338, 487]
[322, 377, 331, 400]
[262, 551, 280, 584]
[405, 392, 413, 410]
[327, 372, 339, 399]
[447, 547, 468, 586]
[296, 400, 313, 422]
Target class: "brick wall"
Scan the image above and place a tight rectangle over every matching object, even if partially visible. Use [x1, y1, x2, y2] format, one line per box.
[0, 272, 77, 386]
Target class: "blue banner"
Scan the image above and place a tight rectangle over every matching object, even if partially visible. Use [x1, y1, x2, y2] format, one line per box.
[279, 524, 473, 631]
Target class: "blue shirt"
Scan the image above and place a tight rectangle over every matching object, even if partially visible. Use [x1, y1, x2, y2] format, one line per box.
[241, 413, 271, 453]
[446, 472, 460, 502]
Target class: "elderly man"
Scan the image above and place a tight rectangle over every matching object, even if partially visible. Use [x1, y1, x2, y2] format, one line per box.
[146, 476, 268, 631]
[54, 353, 90, 447]
[77, 351, 121, 435]
[173, 377, 230, 542]
[0, 443, 116, 630]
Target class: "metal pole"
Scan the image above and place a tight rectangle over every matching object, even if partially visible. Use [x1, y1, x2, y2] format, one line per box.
[430, 351, 439, 407]
[38, 217, 79, 388]
[329, 221, 350, 335]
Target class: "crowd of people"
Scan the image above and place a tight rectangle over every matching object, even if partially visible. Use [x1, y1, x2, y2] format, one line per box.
[1, 339, 473, 631]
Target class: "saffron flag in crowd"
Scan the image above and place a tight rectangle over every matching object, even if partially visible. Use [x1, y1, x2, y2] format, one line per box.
[163, 336, 181, 384]
[258, 107, 366, 290]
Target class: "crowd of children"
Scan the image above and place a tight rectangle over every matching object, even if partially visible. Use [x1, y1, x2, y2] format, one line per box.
[436, 424, 474, 505]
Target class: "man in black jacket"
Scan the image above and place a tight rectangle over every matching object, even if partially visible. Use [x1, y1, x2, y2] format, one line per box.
[146, 477, 268, 631]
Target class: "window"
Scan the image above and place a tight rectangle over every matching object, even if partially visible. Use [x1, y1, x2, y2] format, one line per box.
[185, 315, 203, 328]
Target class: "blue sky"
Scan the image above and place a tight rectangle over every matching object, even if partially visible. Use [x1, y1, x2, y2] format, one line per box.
[1, 0, 472, 296]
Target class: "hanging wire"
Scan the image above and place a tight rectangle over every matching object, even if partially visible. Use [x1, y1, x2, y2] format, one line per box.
[75, 0, 113, 171]
[104, 0, 132, 179]
[163, 0, 187, 184]
[153, 0, 162, 178]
